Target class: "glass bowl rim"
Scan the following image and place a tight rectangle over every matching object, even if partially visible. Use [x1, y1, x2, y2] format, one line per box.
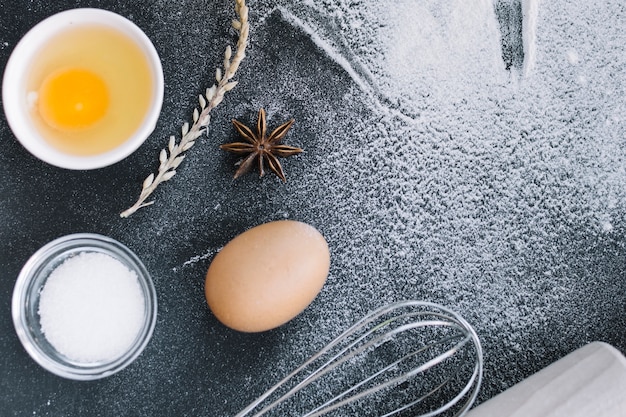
[11, 233, 157, 380]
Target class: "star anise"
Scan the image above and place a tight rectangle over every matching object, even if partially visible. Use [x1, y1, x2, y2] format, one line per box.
[220, 108, 303, 182]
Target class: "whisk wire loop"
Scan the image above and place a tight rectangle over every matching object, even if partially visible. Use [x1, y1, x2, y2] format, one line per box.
[304, 334, 473, 417]
[235, 301, 483, 417]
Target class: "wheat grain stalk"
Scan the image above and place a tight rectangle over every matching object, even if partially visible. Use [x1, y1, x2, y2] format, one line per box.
[121, 0, 249, 218]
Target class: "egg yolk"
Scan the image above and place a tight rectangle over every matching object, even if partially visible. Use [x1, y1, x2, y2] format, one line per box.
[38, 68, 109, 131]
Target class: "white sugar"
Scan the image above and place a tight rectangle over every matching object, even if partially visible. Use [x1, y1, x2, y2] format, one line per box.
[38, 252, 145, 363]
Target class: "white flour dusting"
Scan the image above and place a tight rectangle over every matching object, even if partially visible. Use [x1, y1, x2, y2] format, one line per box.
[521, 0, 539, 76]
[128, 0, 626, 410]
[13, 1, 626, 416]
[240, 0, 626, 400]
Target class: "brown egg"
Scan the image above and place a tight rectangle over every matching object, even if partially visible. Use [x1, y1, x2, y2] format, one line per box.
[205, 220, 330, 332]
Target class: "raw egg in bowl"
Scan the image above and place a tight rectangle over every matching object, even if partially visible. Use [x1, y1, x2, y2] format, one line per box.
[2, 8, 164, 170]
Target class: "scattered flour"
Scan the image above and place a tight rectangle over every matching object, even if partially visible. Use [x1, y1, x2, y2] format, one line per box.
[521, 0, 539, 76]
[105, 0, 626, 411]
[242, 0, 626, 401]
[177, 248, 219, 271]
[381, 0, 507, 103]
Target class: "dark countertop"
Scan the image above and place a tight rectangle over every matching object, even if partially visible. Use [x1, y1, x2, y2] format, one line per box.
[1, 1, 625, 416]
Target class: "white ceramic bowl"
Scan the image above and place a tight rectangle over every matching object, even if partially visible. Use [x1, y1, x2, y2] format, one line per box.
[12, 233, 157, 380]
[2, 8, 164, 170]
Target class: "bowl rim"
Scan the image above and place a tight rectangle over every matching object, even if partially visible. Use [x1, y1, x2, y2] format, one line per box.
[11, 233, 158, 380]
[1, 8, 164, 170]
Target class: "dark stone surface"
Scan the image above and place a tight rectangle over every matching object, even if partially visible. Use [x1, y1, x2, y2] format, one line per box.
[0, 3, 364, 416]
[1, 1, 625, 417]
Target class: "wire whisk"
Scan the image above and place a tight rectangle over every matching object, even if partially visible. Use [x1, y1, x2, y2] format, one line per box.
[235, 300, 483, 417]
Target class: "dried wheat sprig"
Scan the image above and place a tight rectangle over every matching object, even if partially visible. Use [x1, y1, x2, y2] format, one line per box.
[120, 0, 249, 218]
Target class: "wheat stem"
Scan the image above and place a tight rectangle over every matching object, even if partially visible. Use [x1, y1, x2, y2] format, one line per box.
[121, 0, 249, 218]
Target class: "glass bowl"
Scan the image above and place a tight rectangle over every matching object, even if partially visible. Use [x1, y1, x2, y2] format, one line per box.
[12, 233, 157, 380]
